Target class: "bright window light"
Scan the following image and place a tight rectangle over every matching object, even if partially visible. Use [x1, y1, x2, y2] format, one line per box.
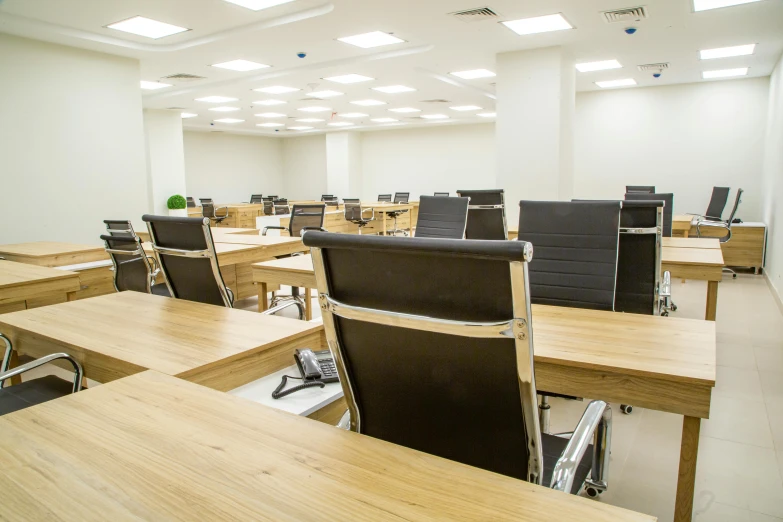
[450, 69, 496, 80]
[693, 0, 761, 11]
[257, 122, 285, 127]
[389, 107, 420, 113]
[450, 105, 481, 111]
[338, 31, 405, 49]
[107, 16, 189, 39]
[211, 59, 270, 72]
[256, 112, 286, 118]
[223, 0, 297, 11]
[372, 85, 416, 94]
[254, 99, 287, 106]
[307, 90, 344, 98]
[296, 118, 324, 122]
[328, 122, 354, 127]
[181, 113, 198, 118]
[350, 99, 386, 106]
[254, 86, 300, 94]
[501, 13, 573, 36]
[324, 74, 374, 84]
[196, 96, 238, 103]
[214, 118, 244, 123]
[421, 114, 449, 119]
[339, 113, 369, 118]
[700, 44, 756, 60]
[298, 106, 332, 112]
[575, 60, 622, 72]
[703, 67, 749, 79]
[208, 106, 241, 112]
[140, 80, 172, 90]
[477, 112, 496, 117]
[595, 78, 637, 88]
[288, 126, 314, 131]
[372, 117, 398, 123]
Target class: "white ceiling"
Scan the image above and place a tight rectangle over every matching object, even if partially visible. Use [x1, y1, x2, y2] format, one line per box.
[1, 0, 781, 137]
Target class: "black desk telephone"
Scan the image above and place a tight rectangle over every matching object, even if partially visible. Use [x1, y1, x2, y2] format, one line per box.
[272, 349, 339, 399]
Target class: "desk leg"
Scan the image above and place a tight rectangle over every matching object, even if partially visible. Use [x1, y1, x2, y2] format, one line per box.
[674, 416, 701, 522]
[683, 230, 689, 239]
[8, 350, 21, 386]
[305, 288, 313, 321]
[67, 291, 77, 302]
[705, 281, 718, 321]
[382, 213, 387, 236]
[258, 282, 269, 313]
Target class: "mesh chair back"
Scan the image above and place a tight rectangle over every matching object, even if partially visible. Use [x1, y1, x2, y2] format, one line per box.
[393, 192, 410, 204]
[705, 187, 730, 220]
[415, 196, 470, 239]
[141, 215, 231, 307]
[615, 200, 662, 315]
[518, 200, 620, 310]
[289, 204, 326, 237]
[434, 192, 449, 197]
[625, 192, 674, 237]
[100, 234, 151, 293]
[378, 194, 392, 202]
[186, 197, 196, 208]
[274, 199, 290, 215]
[303, 232, 542, 484]
[104, 220, 135, 238]
[626, 186, 655, 194]
[250, 194, 264, 204]
[457, 189, 507, 240]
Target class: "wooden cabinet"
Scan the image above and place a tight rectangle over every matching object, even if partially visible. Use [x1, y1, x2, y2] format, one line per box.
[674, 222, 767, 272]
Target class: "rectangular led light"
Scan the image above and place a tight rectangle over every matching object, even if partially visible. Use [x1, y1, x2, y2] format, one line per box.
[702, 67, 748, 79]
[450, 69, 496, 80]
[257, 122, 285, 127]
[254, 99, 286, 106]
[477, 112, 496, 118]
[307, 90, 344, 98]
[181, 113, 198, 118]
[288, 126, 313, 131]
[328, 122, 354, 127]
[211, 59, 270, 72]
[140, 80, 172, 90]
[196, 96, 238, 103]
[501, 13, 573, 36]
[350, 99, 386, 106]
[339, 113, 369, 118]
[372, 85, 416, 94]
[324, 74, 374, 84]
[693, 0, 761, 11]
[372, 117, 398, 123]
[700, 44, 756, 60]
[256, 112, 286, 118]
[208, 106, 240, 112]
[107, 16, 189, 39]
[296, 118, 324, 122]
[223, 0, 297, 10]
[214, 118, 244, 123]
[450, 105, 481, 111]
[575, 59, 622, 72]
[389, 107, 420, 113]
[337, 31, 405, 49]
[254, 86, 300, 94]
[421, 114, 448, 120]
[595, 78, 637, 88]
[298, 106, 332, 112]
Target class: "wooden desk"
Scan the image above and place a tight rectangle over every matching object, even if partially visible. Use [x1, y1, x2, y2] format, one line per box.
[252, 255, 317, 319]
[662, 237, 720, 249]
[0, 370, 655, 522]
[671, 217, 766, 272]
[662, 245, 724, 321]
[188, 203, 266, 228]
[0, 261, 80, 314]
[0, 291, 322, 391]
[0, 241, 107, 267]
[364, 202, 414, 235]
[672, 215, 693, 237]
[138, 226, 260, 242]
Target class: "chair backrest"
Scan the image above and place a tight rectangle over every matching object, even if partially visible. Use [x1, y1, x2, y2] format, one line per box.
[343, 200, 363, 221]
[726, 188, 743, 225]
[201, 203, 216, 218]
[518, 200, 620, 310]
[263, 200, 275, 215]
[324, 199, 339, 208]
[705, 186, 730, 220]
[199, 198, 213, 205]
[378, 194, 392, 202]
[393, 192, 410, 204]
[626, 186, 655, 194]
[456, 189, 507, 240]
[321, 195, 335, 201]
[303, 231, 542, 484]
[415, 196, 470, 239]
[104, 220, 135, 238]
[100, 234, 152, 294]
[615, 200, 663, 315]
[289, 204, 326, 237]
[250, 194, 264, 204]
[141, 215, 232, 307]
[274, 199, 290, 215]
[186, 197, 196, 208]
[434, 192, 449, 197]
[625, 192, 674, 237]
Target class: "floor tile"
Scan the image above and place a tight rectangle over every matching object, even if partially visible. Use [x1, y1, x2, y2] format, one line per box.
[755, 346, 783, 373]
[695, 502, 783, 522]
[760, 370, 783, 401]
[702, 395, 774, 448]
[717, 343, 757, 370]
[713, 366, 765, 403]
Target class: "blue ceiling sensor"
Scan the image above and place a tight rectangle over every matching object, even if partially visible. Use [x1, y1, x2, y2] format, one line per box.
[625, 27, 637, 35]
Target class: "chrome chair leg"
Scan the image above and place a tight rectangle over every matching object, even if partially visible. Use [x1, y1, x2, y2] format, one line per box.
[539, 395, 551, 434]
[723, 267, 737, 279]
[584, 406, 612, 498]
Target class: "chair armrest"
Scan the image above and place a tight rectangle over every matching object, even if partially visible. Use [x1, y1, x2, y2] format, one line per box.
[215, 206, 229, 218]
[660, 270, 671, 299]
[695, 220, 730, 240]
[337, 410, 351, 430]
[299, 226, 327, 237]
[0, 352, 84, 393]
[550, 400, 611, 493]
[262, 226, 286, 236]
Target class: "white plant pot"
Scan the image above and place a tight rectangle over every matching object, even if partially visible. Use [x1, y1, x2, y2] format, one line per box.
[168, 208, 188, 217]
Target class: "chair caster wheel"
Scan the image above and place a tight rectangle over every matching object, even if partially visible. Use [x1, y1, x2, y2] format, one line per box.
[671, 304, 678, 311]
[733, 274, 737, 279]
[585, 487, 601, 498]
[661, 311, 669, 317]
[620, 404, 633, 414]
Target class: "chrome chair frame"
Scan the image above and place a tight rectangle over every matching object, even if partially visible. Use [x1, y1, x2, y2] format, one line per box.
[202, 203, 229, 224]
[1, 334, 83, 393]
[343, 199, 375, 234]
[696, 188, 743, 278]
[457, 190, 509, 240]
[102, 235, 160, 294]
[620, 204, 664, 316]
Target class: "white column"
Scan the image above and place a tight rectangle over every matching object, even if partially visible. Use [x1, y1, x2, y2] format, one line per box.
[143, 109, 187, 215]
[326, 132, 363, 199]
[496, 46, 575, 225]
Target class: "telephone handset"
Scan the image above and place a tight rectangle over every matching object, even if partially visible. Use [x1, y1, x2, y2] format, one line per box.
[272, 349, 339, 399]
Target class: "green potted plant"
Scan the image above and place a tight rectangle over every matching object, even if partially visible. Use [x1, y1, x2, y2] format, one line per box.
[167, 195, 188, 217]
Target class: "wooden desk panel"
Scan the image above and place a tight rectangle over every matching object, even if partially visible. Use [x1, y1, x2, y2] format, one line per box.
[662, 238, 720, 249]
[0, 371, 655, 522]
[0, 261, 80, 313]
[0, 241, 107, 267]
[671, 218, 766, 271]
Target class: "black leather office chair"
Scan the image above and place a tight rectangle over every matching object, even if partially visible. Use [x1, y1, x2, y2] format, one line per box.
[456, 189, 507, 240]
[434, 192, 449, 197]
[344, 199, 374, 234]
[199, 198, 213, 205]
[324, 199, 339, 208]
[304, 232, 612, 497]
[250, 194, 264, 204]
[321, 195, 335, 201]
[202, 202, 228, 225]
[692, 186, 731, 222]
[0, 334, 83, 416]
[262, 198, 275, 215]
[384, 192, 410, 236]
[273, 199, 291, 215]
[378, 194, 392, 202]
[626, 186, 655, 194]
[414, 196, 469, 239]
[697, 188, 743, 278]
[103, 219, 136, 238]
[263, 204, 327, 238]
[100, 234, 170, 297]
[186, 197, 196, 208]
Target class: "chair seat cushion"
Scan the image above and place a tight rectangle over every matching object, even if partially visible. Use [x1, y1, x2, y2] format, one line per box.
[541, 432, 594, 494]
[0, 375, 74, 416]
[151, 284, 171, 297]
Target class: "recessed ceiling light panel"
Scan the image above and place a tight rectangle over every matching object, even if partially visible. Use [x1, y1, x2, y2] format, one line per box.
[693, 0, 761, 11]
[208, 106, 241, 112]
[421, 114, 449, 119]
[256, 112, 286, 118]
[339, 113, 369, 118]
[450, 69, 496, 80]
[372, 117, 398, 123]
[196, 96, 238, 103]
[501, 13, 573, 36]
[324, 74, 374, 84]
[181, 113, 198, 118]
[595, 78, 637, 88]
[254, 99, 287, 106]
[288, 126, 314, 131]
[702, 67, 749, 79]
[389, 107, 421, 113]
[700, 44, 756, 60]
[477, 112, 496, 118]
[211, 59, 270, 72]
[254, 86, 300, 94]
[140, 80, 172, 90]
[107, 16, 189, 39]
[296, 118, 325, 122]
[298, 106, 332, 112]
[307, 90, 344, 98]
[575, 59, 622, 72]
[223, 0, 297, 11]
[372, 85, 416, 94]
[450, 105, 481, 111]
[214, 118, 244, 123]
[257, 122, 285, 127]
[350, 99, 386, 106]
[338, 31, 406, 49]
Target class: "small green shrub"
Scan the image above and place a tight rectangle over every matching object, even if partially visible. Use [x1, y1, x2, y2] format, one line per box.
[167, 195, 187, 210]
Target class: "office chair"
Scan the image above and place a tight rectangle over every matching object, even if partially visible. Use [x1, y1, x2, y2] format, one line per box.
[343, 199, 374, 234]
[321, 195, 335, 201]
[202, 202, 229, 225]
[263, 199, 275, 216]
[414, 195, 469, 239]
[626, 186, 655, 194]
[697, 188, 743, 279]
[324, 198, 340, 208]
[691, 186, 731, 222]
[378, 194, 392, 202]
[100, 234, 170, 297]
[250, 194, 264, 204]
[273, 198, 291, 215]
[384, 192, 410, 236]
[434, 192, 450, 197]
[0, 334, 83, 416]
[199, 198, 214, 205]
[456, 189, 507, 240]
[186, 197, 196, 208]
[304, 232, 612, 497]
[103, 219, 136, 238]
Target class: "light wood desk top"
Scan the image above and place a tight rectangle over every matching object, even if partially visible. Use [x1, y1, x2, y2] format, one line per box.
[672, 215, 693, 231]
[0, 261, 81, 309]
[0, 370, 655, 522]
[662, 237, 720, 249]
[253, 253, 317, 286]
[662, 246, 725, 268]
[213, 234, 306, 249]
[0, 291, 322, 390]
[144, 238, 305, 266]
[365, 202, 414, 212]
[138, 226, 261, 242]
[0, 241, 107, 267]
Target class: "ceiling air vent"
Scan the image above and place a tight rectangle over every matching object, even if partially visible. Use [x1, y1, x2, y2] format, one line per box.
[449, 7, 499, 22]
[162, 73, 206, 82]
[638, 62, 669, 72]
[420, 99, 450, 103]
[602, 6, 648, 23]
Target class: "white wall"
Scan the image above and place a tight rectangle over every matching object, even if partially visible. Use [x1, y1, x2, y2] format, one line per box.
[183, 131, 283, 203]
[144, 110, 187, 215]
[326, 132, 363, 198]
[0, 34, 149, 245]
[574, 78, 769, 220]
[281, 134, 327, 200]
[762, 54, 783, 299]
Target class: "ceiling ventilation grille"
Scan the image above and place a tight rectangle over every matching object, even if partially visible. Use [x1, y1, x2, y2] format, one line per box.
[638, 62, 669, 71]
[420, 99, 450, 103]
[602, 6, 648, 23]
[449, 7, 499, 22]
[162, 73, 206, 82]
